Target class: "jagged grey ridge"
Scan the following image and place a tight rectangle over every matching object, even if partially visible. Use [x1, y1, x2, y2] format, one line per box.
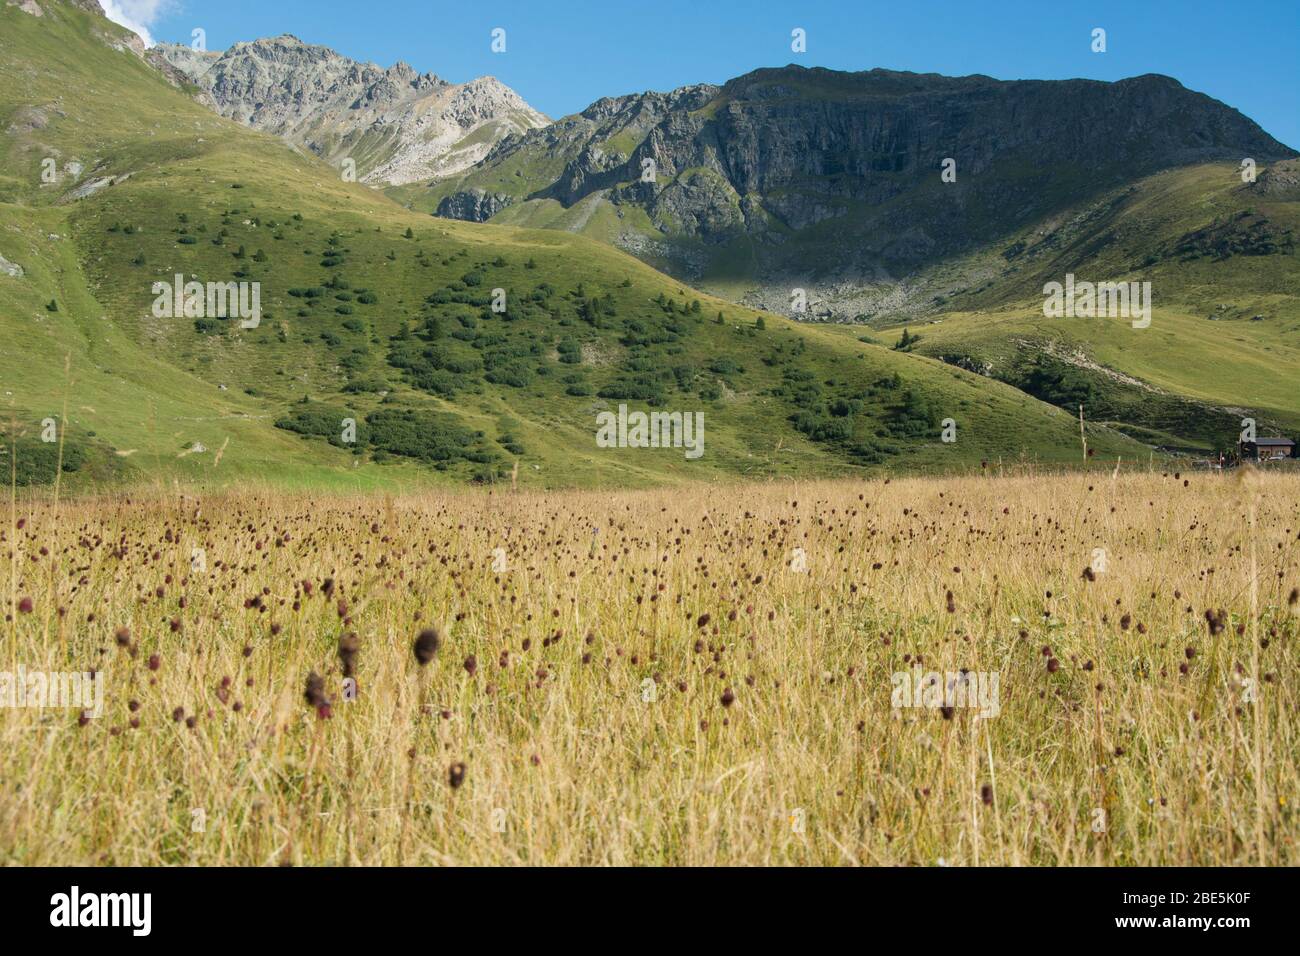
[148, 34, 548, 185]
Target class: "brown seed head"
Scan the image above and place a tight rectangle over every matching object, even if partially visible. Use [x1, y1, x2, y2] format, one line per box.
[337, 631, 360, 678]
[414, 627, 441, 665]
[303, 671, 330, 710]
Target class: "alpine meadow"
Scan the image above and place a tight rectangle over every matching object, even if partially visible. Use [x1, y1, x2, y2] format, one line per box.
[1, 0, 1298, 885]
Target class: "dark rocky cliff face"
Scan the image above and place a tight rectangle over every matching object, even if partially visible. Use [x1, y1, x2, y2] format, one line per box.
[685, 70, 1285, 200]
[442, 65, 1295, 270]
[435, 187, 515, 221]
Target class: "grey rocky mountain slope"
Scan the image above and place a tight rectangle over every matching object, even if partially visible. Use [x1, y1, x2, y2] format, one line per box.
[423, 65, 1296, 317]
[148, 34, 548, 185]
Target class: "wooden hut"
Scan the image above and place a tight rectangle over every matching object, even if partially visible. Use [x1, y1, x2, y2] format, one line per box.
[1240, 437, 1297, 462]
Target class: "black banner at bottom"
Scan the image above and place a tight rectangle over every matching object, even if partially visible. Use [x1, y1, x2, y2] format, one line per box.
[0, 866, 1282, 943]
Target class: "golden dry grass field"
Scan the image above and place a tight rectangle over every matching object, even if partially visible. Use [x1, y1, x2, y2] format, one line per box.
[2, 469, 1297, 866]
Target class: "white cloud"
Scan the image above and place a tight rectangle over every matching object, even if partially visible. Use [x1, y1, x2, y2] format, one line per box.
[97, 0, 169, 48]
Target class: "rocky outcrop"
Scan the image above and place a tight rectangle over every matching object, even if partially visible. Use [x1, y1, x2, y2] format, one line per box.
[148, 35, 548, 185]
[501, 84, 719, 207]
[435, 188, 515, 222]
[1251, 159, 1300, 198]
[447, 65, 1297, 275]
[147, 43, 219, 86]
[61, 170, 130, 201]
[462, 66, 1294, 240]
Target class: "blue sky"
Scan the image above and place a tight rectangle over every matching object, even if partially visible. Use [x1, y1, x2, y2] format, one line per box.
[112, 0, 1298, 148]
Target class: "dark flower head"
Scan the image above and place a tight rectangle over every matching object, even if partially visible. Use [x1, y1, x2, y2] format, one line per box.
[414, 627, 441, 666]
[304, 670, 330, 713]
[448, 761, 466, 789]
[337, 631, 360, 678]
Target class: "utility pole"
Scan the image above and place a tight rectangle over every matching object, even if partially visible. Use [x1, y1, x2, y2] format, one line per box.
[1079, 404, 1088, 462]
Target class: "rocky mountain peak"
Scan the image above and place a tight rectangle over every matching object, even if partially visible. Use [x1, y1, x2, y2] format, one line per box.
[147, 34, 546, 185]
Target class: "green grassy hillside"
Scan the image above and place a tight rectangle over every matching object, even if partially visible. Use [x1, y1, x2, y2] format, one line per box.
[395, 60, 1299, 459]
[0, 1, 1153, 492]
[864, 162, 1300, 455]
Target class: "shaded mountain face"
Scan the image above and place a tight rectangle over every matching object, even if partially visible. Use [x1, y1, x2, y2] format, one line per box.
[148, 34, 548, 185]
[425, 65, 1296, 315]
